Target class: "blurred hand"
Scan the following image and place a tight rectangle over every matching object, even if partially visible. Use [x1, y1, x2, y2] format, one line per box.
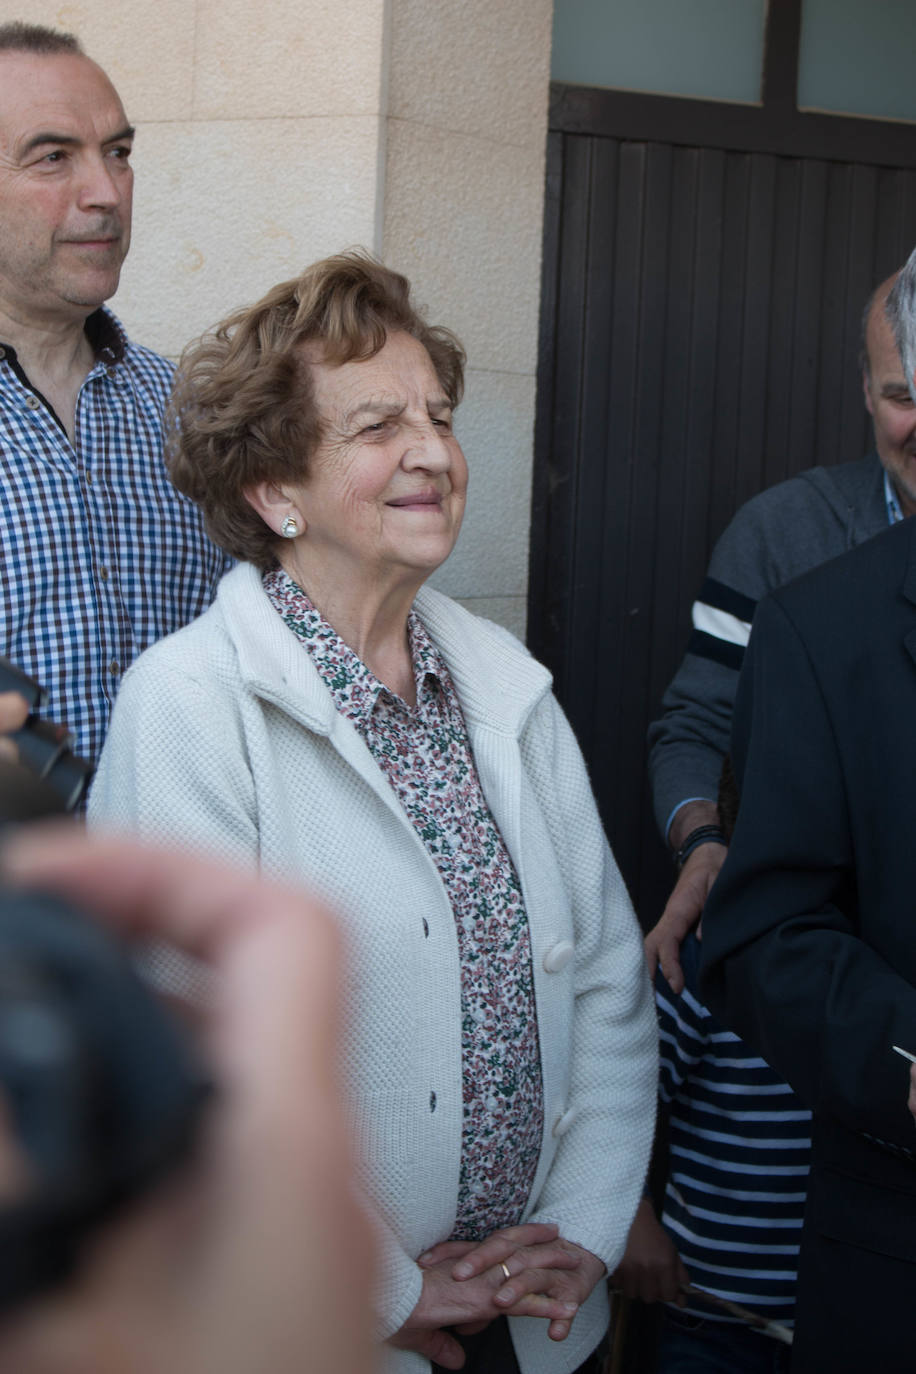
[0, 826, 375, 1374]
[611, 1197, 689, 1305]
[0, 690, 29, 763]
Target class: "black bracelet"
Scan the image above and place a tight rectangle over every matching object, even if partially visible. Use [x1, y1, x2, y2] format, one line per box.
[674, 824, 728, 870]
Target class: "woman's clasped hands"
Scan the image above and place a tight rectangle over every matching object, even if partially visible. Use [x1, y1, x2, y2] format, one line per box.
[391, 1222, 606, 1369]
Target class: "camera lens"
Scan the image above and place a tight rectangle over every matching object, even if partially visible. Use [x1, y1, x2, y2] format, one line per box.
[44, 753, 95, 812]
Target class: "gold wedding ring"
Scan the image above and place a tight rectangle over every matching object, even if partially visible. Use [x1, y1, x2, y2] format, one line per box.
[500, 1262, 511, 1281]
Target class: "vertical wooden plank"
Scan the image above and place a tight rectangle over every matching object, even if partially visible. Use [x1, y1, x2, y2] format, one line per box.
[762, 157, 802, 490]
[838, 164, 880, 464]
[650, 145, 703, 690]
[787, 159, 828, 471]
[607, 140, 678, 876]
[844, 165, 881, 344]
[707, 153, 752, 564]
[528, 130, 566, 667]
[816, 161, 856, 467]
[559, 135, 627, 763]
[901, 173, 916, 262]
[579, 139, 658, 843]
[676, 146, 726, 611]
[871, 167, 916, 284]
[530, 131, 593, 695]
[638, 145, 728, 917]
[642, 146, 725, 705]
[725, 154, 775, 524]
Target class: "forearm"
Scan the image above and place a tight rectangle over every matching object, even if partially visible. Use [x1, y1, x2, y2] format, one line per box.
[647, 654, 735, 842]
[612, 1197, 689, 1304]
[648, 740, 727, 842]
[644, 803, 727, 991]
[667, 799, 721, 853]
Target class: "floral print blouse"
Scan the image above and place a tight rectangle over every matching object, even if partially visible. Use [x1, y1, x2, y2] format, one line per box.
[264, 568, 544, 1239]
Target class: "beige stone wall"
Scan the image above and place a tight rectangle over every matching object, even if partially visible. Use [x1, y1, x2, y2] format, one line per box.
[11, 0, 387, 355]
[385, 1, 553, 634]
[2, 0, 553, 635]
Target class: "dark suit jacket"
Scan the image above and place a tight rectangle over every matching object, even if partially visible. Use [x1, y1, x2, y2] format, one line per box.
[700, 515, 916, 1372]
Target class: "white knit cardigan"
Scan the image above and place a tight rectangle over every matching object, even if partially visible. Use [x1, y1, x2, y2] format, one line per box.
[89, 562, 657, 1374]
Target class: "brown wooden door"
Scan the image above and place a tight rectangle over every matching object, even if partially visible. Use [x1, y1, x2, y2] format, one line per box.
[529, 49, 916, 925]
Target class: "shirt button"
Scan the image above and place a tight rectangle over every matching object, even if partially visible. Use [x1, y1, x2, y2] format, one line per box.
[552, 1107, 577, 1138]
[429, 1091, 437, 1112]
[106, 365, 117, 379]
[25, 395, 41, 410]
[85, 471, 93, 485]
[99, 567, 109, 582]
[109, 659, 121, 677]
[543, 940, 574, 974]
[422, 918, 429, 938]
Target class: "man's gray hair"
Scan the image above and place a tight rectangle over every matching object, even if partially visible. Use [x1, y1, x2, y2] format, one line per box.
[886, 245, 916, 404]
[0, 22, 82, 56]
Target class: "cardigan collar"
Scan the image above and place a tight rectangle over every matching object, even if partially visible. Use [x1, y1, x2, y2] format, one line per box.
[214, 562, 554, 739]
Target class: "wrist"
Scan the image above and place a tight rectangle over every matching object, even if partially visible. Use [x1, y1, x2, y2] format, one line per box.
[667, 799, 719, 852]
[674, 824, 728, 870]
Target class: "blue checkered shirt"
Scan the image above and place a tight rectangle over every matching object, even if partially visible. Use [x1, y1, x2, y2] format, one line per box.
[0, 308, 231, 765]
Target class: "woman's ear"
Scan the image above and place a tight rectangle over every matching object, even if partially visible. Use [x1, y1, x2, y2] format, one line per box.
[244, 483, 304, 539]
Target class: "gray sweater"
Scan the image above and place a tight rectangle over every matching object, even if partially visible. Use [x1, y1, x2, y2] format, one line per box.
[648, 453, 890, 837]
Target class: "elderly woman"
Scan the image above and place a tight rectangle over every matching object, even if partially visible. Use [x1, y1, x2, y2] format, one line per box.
[89, 252, 656, 1374]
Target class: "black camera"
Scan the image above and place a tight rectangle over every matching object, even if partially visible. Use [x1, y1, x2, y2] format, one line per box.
[0, 657, 94, 811]
[0, 886, 210, 1313]
[0, 671, 208, 1312]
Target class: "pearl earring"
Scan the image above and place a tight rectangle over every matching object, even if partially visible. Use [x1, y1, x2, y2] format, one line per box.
[281, 515, 299, 539]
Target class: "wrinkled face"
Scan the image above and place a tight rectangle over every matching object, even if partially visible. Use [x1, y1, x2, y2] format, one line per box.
[863, 296, 916, 517]
[0, 50, 133, 327]
[284, 330, 468, 588]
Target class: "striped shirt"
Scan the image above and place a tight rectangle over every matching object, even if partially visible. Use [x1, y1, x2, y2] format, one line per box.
[0, 309, 231, 765]
[657, 935, 811, 1325]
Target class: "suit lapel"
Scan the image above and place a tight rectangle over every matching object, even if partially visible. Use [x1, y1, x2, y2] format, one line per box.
[900, 519, 916, 669]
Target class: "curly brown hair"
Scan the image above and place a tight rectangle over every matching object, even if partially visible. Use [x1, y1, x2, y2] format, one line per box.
[166, 250, 466, 568]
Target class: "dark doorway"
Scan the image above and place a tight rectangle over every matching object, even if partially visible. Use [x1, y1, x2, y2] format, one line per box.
[529, 0, 916, 925]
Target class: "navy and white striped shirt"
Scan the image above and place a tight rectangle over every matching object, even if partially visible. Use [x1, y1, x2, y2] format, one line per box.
[0, 309, 230, 765]
[657, 936, 811, 1325]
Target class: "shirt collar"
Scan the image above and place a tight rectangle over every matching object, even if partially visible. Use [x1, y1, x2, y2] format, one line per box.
[262, 567, 443, 722]
[885, 470, 905, 525]
[84, 307, 127, 365]
[0, 306, 126, 371]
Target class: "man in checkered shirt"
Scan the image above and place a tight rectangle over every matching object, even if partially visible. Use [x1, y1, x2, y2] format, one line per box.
[0, 22, 230, 767]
